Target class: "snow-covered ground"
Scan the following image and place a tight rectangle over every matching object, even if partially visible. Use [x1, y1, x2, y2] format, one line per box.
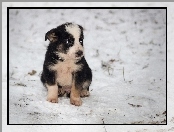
[2, 2, 174, 132]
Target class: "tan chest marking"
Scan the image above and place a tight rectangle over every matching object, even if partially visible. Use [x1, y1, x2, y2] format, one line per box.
[49, 60, 82, 86]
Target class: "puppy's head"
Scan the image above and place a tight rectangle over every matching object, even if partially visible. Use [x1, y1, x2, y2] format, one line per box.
[45, 22, 84, 61]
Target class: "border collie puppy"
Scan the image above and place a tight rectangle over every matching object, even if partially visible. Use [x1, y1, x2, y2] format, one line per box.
[41, 22, 92, 106]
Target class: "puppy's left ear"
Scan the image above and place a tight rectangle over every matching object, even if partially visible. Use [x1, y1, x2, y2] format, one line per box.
[78, 25, 83, 31]
[45, 28, 58, 42]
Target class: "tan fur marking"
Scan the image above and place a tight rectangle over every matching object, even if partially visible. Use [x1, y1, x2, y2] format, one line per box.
[49, 60, 82, 86]
[70, 80, 82, 106]
[47, 33, 57, 42]
[46, 84, 58, 103]
[82, 81, 91, 89]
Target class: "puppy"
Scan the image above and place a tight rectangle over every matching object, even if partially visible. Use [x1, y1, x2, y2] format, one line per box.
[41, 22, 92, 106]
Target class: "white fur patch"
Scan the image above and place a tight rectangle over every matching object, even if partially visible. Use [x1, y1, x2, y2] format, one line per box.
[65, 24, 81, 39]
[49, 60, 82, 86]
[65, 24, 84, 60]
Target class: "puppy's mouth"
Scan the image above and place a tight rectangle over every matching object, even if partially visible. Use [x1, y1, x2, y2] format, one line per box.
[75, 55, 83, 62]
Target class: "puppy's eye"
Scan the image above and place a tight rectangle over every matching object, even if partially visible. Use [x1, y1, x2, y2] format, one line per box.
[79, 39, 83, 44]
[66, 39, 73, 46]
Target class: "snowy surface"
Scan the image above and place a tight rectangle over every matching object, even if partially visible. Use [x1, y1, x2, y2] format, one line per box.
[2, 2, 173, 132]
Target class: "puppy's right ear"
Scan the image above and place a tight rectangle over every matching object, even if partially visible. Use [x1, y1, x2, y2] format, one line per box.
[45, 28, 58, 42]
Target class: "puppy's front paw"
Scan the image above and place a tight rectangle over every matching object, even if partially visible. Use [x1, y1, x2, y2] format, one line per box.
[47, 96, 58, 103]
[70, 97, 82, 106]
[46, 84, 58, 103]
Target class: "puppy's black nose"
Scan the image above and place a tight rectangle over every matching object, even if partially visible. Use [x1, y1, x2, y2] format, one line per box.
[75, 50, 83, 57]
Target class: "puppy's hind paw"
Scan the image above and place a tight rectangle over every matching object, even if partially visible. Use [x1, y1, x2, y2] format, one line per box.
[80, 89, 90, 97]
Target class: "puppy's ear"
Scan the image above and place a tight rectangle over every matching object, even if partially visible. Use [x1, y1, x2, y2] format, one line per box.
[78, 25, 83, 31]
[45, 28, 58, 42]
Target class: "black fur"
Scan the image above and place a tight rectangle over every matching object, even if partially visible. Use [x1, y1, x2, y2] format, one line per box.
[74, 57, 92, 89]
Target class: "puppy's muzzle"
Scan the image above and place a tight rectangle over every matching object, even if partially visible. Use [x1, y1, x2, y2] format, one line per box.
[75, 50, 83, 58]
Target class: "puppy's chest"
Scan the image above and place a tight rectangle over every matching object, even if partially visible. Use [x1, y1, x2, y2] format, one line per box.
[51, 60, 81, 86]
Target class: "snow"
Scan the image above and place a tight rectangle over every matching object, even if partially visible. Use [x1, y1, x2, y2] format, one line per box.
[2, 2, 173, 132]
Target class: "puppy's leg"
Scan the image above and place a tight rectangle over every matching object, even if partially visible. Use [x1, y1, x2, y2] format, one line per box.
[46, 84, 58, 103]
[70, 80, 82, 106]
